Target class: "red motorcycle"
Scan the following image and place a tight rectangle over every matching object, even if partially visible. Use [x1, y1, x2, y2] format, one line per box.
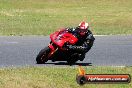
[36, 28, 85, 65]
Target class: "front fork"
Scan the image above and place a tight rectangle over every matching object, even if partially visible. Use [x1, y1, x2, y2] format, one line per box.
[48, 43, 58, 58]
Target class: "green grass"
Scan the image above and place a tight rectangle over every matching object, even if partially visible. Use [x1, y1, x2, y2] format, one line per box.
[0, 66, 132, 88]
[0, 0, 132, 35]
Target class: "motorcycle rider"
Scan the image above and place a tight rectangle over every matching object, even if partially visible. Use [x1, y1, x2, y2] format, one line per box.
[66, 21, 95, 61]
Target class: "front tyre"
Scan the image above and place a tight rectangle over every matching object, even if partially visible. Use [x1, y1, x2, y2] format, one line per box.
[36, 47, 50, 64]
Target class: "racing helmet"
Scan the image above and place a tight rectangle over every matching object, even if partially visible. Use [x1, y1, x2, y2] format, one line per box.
[78, 21, 89, 36]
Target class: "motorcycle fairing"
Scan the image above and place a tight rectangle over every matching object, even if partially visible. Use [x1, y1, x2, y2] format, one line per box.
[50, 29, 78, 48]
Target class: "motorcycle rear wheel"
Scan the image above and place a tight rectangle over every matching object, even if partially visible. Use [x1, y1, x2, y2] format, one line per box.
[67, 53, 78, 65]
[36, 47, 50, 64]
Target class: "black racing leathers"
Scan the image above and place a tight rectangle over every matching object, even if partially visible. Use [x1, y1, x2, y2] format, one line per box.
[66, 27, 95, 54]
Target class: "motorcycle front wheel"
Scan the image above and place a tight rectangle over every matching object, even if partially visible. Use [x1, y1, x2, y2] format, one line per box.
[36, 46, 50, 64]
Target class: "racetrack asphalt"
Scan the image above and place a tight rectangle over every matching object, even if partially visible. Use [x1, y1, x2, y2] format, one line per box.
[0, 35, 132, 67]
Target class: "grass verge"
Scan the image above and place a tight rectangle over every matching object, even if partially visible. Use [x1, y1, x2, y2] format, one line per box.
[0, 66, 131, 88]
[0, 0, 132, 35]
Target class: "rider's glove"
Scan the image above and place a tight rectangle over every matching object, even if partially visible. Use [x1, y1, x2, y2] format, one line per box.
[66, 28, 76, 33]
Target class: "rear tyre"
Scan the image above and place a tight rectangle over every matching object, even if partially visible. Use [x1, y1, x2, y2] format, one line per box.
[67, 53, 78, 65]
[36, 47, 50, 64]
[79, 54, 85, 61]
[67, 59, 77, 65]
